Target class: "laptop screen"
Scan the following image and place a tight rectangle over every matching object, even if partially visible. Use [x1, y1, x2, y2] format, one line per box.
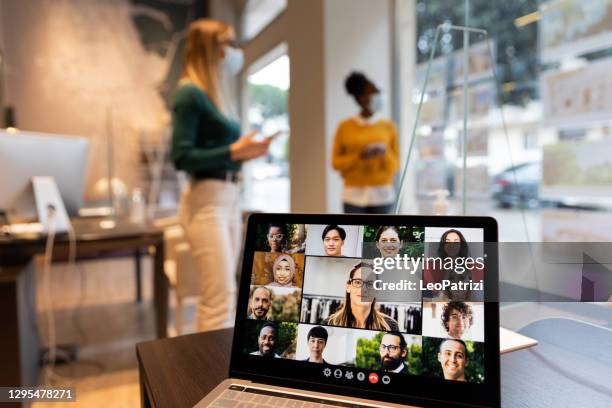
[230, 214, 500, 408]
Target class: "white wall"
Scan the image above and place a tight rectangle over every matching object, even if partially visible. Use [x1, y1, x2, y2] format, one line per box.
[0, 0, 6, 108]
[324, 0, 393, 213]
[302, 256, 361, 297]
[0, 0, 178, 197]
[286, 0, 328, 212]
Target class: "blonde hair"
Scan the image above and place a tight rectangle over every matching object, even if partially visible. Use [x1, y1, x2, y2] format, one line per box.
[182, 19, 234, 109]
[327, 262, 392, 330]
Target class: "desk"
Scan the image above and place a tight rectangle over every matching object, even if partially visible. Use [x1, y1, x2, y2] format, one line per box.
[137, 329, 231, 408]
[0, 218, 168, 392]
[137, 320, 612, 408]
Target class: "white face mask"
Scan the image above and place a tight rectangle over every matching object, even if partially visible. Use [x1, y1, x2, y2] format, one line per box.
[222, 46, 244, 76]
[370, 93, 383, 113]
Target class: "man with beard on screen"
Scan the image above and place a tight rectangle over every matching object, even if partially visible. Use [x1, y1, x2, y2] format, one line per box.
[379, 332, 409, 373]
[248, 286, 273, 320]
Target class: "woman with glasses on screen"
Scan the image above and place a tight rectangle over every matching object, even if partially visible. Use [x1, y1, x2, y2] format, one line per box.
[266, 224, 288, 253]
[172, 19, 273, 332]
[325, 262, 399, 331]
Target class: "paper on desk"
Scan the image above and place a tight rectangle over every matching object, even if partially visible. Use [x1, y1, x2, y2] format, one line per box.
[500, 327, 538, 354]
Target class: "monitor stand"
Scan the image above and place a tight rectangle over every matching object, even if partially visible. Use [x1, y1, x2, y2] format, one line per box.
[1, 177, 71, 236]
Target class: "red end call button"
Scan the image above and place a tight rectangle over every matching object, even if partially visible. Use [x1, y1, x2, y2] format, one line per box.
[368, 373, 379, 384]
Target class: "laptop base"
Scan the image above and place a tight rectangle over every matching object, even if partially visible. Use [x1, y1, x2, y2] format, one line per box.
[194, 378, 417, 408]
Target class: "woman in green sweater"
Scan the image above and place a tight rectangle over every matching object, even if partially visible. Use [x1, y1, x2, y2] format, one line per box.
[172, 19, 271, 332]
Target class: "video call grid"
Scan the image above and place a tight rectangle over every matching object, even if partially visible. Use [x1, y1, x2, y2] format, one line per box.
[242, 223, 487, 383]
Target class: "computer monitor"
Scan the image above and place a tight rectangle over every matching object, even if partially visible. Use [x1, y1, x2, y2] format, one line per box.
[0, 130, 89, 221]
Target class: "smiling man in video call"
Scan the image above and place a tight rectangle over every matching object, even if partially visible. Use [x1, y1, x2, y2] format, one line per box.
[251, 322, 281, 358]
[322, 225, 346, 257]
[438, 339, 468, 381]
[379, 332, 409, 373]
[303, 326, 329, 364]
[248, 286, 272, 320]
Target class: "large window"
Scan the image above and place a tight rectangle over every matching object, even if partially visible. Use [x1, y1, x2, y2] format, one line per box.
[408, 0, 612, 242]
[242, 49, 290, 212]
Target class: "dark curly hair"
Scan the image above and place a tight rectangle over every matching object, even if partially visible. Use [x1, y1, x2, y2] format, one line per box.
[344, 71, 370, 98]
[441, 301, 473, 333]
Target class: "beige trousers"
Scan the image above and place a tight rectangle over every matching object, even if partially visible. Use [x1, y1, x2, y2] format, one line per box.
[178, 179, 241, 332]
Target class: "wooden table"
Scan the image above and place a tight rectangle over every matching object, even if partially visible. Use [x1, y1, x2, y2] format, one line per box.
[137, 318, 612, 408]
[137, 329, 232, 408]
[0, 218, 168, 395]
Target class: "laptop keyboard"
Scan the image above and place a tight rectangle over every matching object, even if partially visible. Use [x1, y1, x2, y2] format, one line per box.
[208, 385, 381, 408]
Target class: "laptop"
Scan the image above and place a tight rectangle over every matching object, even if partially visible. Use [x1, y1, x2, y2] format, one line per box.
[195, 213, 500, 408]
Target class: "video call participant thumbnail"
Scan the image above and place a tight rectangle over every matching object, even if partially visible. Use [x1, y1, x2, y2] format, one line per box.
[248, 286, 272, 320]
[325, 262, 399, 331]
[266, 224, 288, 253]
[375, 226, 403, 258]
[303, 326, 329, 364]
[379, 332, 409, 374]
[424, 228, 484, 302]
[322, 225, 346, 257]
[269, 254, 298, 287]
[250, 252, 305, 288]
[250, 322, 281, 358]
[442, 301, 473, 340]
[438, 339, 468, 382]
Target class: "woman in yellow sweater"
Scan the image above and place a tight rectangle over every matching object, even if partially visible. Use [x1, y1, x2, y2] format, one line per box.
[332, 72, 400, 214]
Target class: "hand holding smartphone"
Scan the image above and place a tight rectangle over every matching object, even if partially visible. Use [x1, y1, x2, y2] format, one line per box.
[254, 130, 282, 142]
[231, 130, 280, 161]
[361, 142, 387, 158]
[263, 130, 282, 142]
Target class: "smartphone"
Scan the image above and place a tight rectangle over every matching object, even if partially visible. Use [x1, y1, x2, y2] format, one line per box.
[263, 130, 282, 141]
[252, 130, 282, 141]
[364, 142, 386, 155]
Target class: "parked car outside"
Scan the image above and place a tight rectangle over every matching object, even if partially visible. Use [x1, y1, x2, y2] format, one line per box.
[491, 162, 541, 208]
